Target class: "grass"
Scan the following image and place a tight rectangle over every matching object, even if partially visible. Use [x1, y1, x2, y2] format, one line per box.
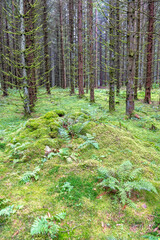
[0, 87, 160, 239]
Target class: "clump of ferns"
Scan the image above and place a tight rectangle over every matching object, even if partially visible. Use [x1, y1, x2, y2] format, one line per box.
[30, 212, 66, 239]
[97, 161, 157, 208]
[20, 166, 40, 184]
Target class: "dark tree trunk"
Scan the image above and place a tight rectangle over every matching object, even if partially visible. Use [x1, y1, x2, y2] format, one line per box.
[78, 0, 84, 97]
[88, 0, 94, 102]
[59, 0, 66, 89]
[134, 0, 141, 100]
[43, 0, 51, 94]
[109, 0, 116, 112]
[126, 0, 136, 117]
[116, 0, 120, 95]
[24, 0, 36, 109]
[69, 0, 75, 94]
[0, 2, 8, 97]
[144, 0, 154, 104]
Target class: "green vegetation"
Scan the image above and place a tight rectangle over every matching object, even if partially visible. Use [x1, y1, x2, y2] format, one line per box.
[0, 88, 160, 239]
[98, 161, 157, 208]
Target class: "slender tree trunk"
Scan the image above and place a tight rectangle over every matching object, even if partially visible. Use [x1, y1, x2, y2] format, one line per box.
[24, 0, 36, 109]
[43, 0, 51, 94]
[156, 39, 160, 85]
[134, 0, 141, 99]
[0, 2, 8, 96]
[88, 0, 94, 102]
[99, 25, 103, 86]
[59, 0, 66, 89]
[116, 0, 120, 95]
[69, 0, 75, 94]
[105, 30, 108, 86]
[78, 0, 84, 97]
[4, 2, 12, 89]
[95, 8, 98, 88]
[126, 0, 136, 117]
[20, 0, 31, 116]
[109, 0, 116, 112]
[144, 0, 154, 104]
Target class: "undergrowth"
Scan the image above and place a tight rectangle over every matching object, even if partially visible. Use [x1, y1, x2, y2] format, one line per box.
[0, 88, 160, 239]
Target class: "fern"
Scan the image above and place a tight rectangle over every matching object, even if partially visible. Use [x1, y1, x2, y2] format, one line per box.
[0, 205, 16, 216]
[20, 166, 40, 184]
[58, 127, 70, 141]
[31, 213, 65, 238]
[54, 212, 66, 222]
[79, 134, 99, 149]
[97, 161, 157, 207]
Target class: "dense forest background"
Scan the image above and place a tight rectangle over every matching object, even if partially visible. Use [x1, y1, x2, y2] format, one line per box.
[0, 0, 159, 116]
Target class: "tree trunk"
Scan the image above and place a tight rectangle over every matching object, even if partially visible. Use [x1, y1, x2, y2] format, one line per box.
[126, 0, 136, 117]
[0, 1, 8, 96]
[59, 0, 66, 89]
[95, 8, 98, 88]
[109, 0, 116, 112]
[88, 0, 94, 102]
[134, 0, 141, 99]
[144, 0, 154, 104]
[116, 0, 120, 95]
[78, 0, 84, 97]
[69, 0, 75, 94]
[20, 0, 31, 116]
[43, 0, 51, 94]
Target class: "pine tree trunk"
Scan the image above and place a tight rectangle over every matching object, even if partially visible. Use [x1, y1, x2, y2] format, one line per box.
[69, 0, 75, 94]
[95, 8, 98, 88]
[109, 0, 116, 112]
[144, 0, 154, 104]
[78, 0, 84, 97]
[0, 2, 8, 97]
[126, 0, 136, 117]
[134, 0, 141, 99]
[88, 0, 94, 102]
[43, 0, 51, 94]
[59, 0, 66, 89]
[20, 0, 31, 116]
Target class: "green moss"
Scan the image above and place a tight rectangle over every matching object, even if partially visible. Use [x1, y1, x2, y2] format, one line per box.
[42, 111, 59, 119]
[70, 111, 89, 120]
[55, 109, 66, 117]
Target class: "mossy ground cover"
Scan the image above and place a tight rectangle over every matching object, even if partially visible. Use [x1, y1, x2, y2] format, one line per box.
[0, 88, 160, 239]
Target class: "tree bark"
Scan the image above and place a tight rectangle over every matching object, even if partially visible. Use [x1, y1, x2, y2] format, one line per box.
[134, 0, 141, 99]
[69, 0, 75, 94]
[109, 0, 116, 112]
[126, 0, 136, 117]
[43, 0, 51, 94]
[78, 0, 84, 97]
[59, 0, 66, 89]
[144, 0, 154, 104]
[88, 0, 94, 102]
[20, 0, 31, 116]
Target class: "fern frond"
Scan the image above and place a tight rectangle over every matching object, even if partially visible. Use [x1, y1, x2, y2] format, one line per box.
[20, 166, 40, 184]
[58, 127, 70, 141]
[31, 216, 49, 235]
[0, 205, 16, 216]
[54, 212, 66, 222]
[98, 167, 111, 179]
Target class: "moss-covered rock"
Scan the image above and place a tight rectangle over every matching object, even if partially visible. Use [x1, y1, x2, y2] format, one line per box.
[55, 110, 66, 117]
[42, 111, 59, 120]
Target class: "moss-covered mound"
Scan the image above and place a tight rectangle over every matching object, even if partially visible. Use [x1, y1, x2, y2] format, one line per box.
[7, 110, 96, 162]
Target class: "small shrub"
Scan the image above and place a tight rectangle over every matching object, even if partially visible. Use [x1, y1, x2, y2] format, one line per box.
[97, 161, 157, 208]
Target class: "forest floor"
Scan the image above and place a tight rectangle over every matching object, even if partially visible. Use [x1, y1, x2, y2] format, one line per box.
[0, 88, 160, 240]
